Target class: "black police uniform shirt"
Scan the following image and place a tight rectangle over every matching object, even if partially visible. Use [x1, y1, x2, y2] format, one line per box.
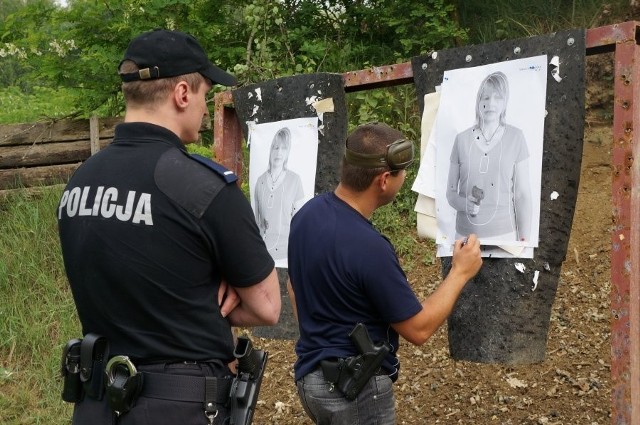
[57, 122, 274, 363]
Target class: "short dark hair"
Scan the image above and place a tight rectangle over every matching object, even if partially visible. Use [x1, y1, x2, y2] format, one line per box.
[119, 60, 206, 105]
[340, 123, 405, 192]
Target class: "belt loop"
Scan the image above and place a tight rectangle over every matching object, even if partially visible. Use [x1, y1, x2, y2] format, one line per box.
[204, 376, 219, 424]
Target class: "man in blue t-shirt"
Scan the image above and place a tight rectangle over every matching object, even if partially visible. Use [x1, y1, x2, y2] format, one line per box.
[287, 122, 482, 424]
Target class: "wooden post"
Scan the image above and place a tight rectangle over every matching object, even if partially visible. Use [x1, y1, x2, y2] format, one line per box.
[89, 115, 100, 155]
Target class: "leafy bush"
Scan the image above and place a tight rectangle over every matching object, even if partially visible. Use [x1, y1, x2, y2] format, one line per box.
[0, 86, 77, 124]
[185, 142, 214, 159]
[456, 0, 631, 43]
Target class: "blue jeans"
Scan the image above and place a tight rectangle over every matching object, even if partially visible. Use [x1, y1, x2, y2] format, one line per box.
[296, 369, 395, 425]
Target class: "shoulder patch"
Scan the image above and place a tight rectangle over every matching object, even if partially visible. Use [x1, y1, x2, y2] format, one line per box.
[156, 149, 228, 218]
[189, 154, 238, 184]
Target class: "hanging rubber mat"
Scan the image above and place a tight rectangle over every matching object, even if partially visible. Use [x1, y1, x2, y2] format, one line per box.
[411, 29, 586, 363]
[232, 73, 347, 339]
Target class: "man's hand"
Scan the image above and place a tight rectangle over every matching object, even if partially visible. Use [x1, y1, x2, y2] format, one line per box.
[451, 234, 482, 281]
[218, 279, 240, 318]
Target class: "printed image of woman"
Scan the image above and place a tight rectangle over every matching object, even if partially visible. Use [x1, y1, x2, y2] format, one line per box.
[446, 71, 532, 243]
[254, 127, 304, 262]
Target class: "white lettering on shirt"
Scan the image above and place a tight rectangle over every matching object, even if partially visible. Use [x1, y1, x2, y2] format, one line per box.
[91, 186, 104, 216]
[132, 193, 153, 225]
[58, 186, 153, 226]
[101, 188, 117, 218]
[79, 186, 92, 216]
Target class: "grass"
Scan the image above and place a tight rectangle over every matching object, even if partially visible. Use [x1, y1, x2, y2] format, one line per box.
[0, 185, 78, 424]
[0, 177, 428, 424]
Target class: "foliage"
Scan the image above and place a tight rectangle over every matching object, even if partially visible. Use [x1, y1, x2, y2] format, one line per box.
[0, 85, 77, 124]
[0, 0, 464, 119]
[0, 0, 630, 122]
[455, 0, 631, 43]
[1, 0, 244, 117]
[347, 85, 421, 137]
[185, 142, 214, 159]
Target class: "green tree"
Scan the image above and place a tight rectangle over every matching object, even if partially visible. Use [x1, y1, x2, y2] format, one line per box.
[1, 0, 465, 118]
[1, 0, 248, 116]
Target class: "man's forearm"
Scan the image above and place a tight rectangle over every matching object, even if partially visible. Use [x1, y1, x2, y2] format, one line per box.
[420, 268, 470, 336]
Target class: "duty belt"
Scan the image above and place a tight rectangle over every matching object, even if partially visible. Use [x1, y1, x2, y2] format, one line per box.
[141, 369, 232, 404]
[105, 355, 232, 420]
[62, 334, 263, 424]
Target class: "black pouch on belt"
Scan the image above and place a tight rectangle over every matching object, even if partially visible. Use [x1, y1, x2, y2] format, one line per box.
[60, 338, 83, 403]
[105, 355, 143, 417]
[79, 333, 109, 400]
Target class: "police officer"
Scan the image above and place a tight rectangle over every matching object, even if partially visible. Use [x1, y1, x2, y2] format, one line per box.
[57, 29, 280, 424]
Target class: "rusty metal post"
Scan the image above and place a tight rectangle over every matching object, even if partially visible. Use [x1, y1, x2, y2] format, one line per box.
[213, 91, 243, 176]
[342, 62, 414, 92]
[600, 22, 639, 425]
[213, 21, 640, 424]
[587, 21, 640, 425]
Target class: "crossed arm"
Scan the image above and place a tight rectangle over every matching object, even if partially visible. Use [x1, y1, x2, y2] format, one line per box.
[217, 268, 281, 326]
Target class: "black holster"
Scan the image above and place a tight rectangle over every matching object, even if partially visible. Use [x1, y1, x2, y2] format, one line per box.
[60, 338, 83, 402]
[80, 333, 109, 400]
[105, 355, 143, 416]
[319, 323, 391, 400]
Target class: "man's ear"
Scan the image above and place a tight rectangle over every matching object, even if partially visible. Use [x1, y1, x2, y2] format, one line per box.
[173, 81, 190, 109]
[377, 171, 391, 191]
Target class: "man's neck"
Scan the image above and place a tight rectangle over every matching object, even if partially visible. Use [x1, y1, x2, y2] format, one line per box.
[124, 105, 183, 142]
[334, 183, 376, 219]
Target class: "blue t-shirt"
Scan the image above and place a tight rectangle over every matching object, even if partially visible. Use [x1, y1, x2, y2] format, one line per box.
[288, 192, 423, 381]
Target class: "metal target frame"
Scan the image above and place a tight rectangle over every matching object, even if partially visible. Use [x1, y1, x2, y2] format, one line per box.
[213, 21, 640, 425]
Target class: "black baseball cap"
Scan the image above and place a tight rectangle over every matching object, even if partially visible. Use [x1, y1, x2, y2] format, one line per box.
[119, 29, 237, 86]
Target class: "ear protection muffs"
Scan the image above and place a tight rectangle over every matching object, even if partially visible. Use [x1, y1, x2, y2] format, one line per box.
[344, 139, 415, 170]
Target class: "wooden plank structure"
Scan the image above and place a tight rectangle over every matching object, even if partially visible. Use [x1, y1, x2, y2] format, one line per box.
[0, 117, 122, 190]
[214, 21, 640, 425]
[0, 116, 212, 191]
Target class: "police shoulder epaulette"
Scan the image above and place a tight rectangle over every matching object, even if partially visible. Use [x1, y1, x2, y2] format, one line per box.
[189, 154, 238, 184]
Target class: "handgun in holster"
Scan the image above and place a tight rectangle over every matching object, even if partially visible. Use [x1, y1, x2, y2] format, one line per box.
[321, 323, 391, 400]
[228, 336, 268, 425]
